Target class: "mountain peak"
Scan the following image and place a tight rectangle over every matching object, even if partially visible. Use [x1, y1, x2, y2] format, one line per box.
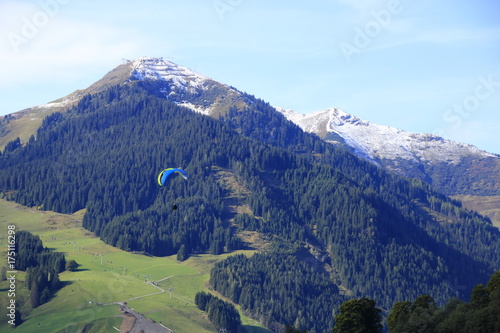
[0, 56, 229, 150]
[279, 107, 495, 161]
[130, 57, 210, 92]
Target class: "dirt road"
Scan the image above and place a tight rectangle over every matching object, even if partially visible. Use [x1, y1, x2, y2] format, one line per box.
[120, 305, 173, 333]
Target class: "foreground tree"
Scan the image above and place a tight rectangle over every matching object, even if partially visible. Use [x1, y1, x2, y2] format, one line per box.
[388, 271, 500, 332]
[387, 301, 411, 332]
[333, 298, 382, 333]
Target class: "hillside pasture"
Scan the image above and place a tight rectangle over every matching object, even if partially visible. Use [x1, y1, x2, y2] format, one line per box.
[453, 194, 500, 229]
[0, 199, 269, 333]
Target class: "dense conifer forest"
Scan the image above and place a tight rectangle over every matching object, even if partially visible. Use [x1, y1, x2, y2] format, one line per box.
[209, 251, 345, 332]
[1, 82, 499, 331]
[14, 231, 65, 310]
[15, 230, 66, 274]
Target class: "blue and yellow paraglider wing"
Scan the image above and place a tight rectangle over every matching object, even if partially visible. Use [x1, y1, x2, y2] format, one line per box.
[158, 168, 188, 186]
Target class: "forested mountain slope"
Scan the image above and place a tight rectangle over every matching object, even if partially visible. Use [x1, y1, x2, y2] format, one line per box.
[1, 81, 499, 331]
[3, 57, 498, 199]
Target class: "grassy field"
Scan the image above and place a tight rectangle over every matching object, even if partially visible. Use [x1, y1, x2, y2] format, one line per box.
[0, 106, 57, 151]
[452, 195, 500, 229]
[0, 199, 270, 333]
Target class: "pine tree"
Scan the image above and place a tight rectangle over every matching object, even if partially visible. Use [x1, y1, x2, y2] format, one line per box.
[49, 269, 61, 291]
[14, 309, 22, 326]
[30, 279, 40, 308]
[65, 259, 78, 272]
[177, 244, 187, 262]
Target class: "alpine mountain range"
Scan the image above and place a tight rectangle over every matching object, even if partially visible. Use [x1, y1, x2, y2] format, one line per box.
[3, 57, 499, 198]
[1, 57, 499, 332]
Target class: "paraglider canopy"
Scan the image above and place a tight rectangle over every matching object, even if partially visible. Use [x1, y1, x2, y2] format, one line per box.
[157, 168, 188, 186]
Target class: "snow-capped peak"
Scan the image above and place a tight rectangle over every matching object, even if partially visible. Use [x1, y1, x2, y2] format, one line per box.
[131, 57, 210, 92]
[277, 107, 496, 164]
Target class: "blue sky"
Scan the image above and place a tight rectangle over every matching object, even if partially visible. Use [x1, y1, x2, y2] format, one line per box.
[1, 0, 499, 153]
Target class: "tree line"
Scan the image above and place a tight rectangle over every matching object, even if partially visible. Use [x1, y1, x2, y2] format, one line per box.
[16, 231, 66, 309]
[16, 230, 66, 273]
[330, 270, 500, 333]
[195, 291, 241, 333]
[0, 230, 67, 326]
[387, 271, 500, 333]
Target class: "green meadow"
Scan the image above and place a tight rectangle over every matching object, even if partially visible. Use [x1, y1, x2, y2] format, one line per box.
[0, 199, 270, 333]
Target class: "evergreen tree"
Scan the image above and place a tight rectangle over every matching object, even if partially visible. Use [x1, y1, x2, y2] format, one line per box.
[3, 137, 21, 153]
[65, 259, 79, 272]
[387, 301, 411, 332]
[210, 251, 344, 332]
[195, 291, 241, 332]
[388, 271, 500, 332]
[285, 325, 307, 333]
[177, 244, 187, 262]
[195, 291, 210, 311]
[49, 269, 61, 291]
[13, 231, 66, 310]
[30, 279, 40, 308]
[333, 298, 382, 333]
[13, 309, 22, 326]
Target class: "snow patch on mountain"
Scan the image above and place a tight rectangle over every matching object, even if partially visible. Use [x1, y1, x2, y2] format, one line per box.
[277, 107, 496, 165]
[128, 57, 246, 116]
[176, 102, 213, 116]
[131, 57, 210, 93]
[277, 107, 332, 135]
[36, 96, 79, 110]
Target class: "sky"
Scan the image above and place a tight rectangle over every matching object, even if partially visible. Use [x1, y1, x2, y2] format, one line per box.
[1, 0, 499, 153]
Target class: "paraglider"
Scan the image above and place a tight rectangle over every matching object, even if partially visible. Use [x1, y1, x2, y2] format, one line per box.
[157, 168, 188, 210]
[157, 168, 188, 186]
